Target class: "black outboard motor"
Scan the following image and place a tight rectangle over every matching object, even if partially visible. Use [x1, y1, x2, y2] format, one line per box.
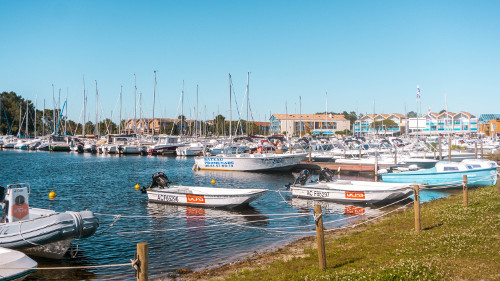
[294, 169, 311, 186]
[318, 168, 336, 182]
[149, 172, 170, 189]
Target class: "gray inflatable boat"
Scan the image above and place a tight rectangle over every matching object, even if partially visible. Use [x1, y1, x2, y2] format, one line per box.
[0, 183, 99, 258]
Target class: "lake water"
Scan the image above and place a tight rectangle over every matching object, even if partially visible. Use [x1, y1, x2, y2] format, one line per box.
[0, 150, 451, 280]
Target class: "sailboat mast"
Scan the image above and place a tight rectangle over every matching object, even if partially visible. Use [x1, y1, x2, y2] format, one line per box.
[299, 96, 302, 137]
[134, 74, 137, 134]
[95, 80, 98, 136]
[325, 92, 328, 134]
[52, 84, 55, 133]
[229, 73, 232, 141]
[65, 88, 68, 135]
[18, 104, 22, 137]
[119, 85, 122, 134]
[25, 101, 28, 138]
[246, 72, 249, 136]
[196, 84, 198, 137]
[34, 96, 37, 138]
[180, 80, 184, 136]
[43, 99, 45, 136]
[152, 70, 156, 134]
[82, 76, 86, 136]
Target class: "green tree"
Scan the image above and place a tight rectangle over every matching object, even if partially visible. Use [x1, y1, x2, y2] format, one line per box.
[406, 111, 417, 118]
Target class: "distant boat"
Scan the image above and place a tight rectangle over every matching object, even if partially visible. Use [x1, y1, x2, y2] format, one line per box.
[381, 159, 498, 188]
[194, 152, 307, 172]
[142, 172, 267, 208]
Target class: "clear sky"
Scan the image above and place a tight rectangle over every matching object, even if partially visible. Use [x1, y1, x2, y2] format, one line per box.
[1, 0, 499, 124]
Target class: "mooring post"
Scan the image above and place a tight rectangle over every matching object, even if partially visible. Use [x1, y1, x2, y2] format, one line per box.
[480, 139, 484, 159]
[309, 146, 312, 162]
[358, 146, 361, 159]
[439, 135, 442, 160]
[314, 205, 326, 271]
[475, 141, 478, 159]
[448, 134, 452, 161]
[137, 242, 148, 281]
[413, 185, 420, 233]
[394, 146, 398, 165]
[463, 175, 468, 207]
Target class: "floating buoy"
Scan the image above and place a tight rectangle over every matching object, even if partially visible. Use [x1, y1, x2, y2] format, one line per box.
[48, 190, 56, 199]
[135, 184, 140, 190]
[211, 179, 216, 184]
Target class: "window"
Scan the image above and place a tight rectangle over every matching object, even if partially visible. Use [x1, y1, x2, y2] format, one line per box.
[443, 166, 459, 171]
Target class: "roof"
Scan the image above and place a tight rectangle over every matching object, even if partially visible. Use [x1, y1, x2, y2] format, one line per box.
[478, 114, 500, 122]
[272, 114, 347, 121]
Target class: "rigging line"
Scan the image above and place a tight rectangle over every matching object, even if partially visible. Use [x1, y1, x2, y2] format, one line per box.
[94, 212, 311, 219]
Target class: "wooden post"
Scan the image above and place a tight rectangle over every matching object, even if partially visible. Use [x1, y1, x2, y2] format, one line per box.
[309, 146, 312, 162]
[394, 146, 398, 165]
[358, 146, 361, 159]
[314, 205, 326, 270]
[137, 242, 148, 281]
[439, 135, 442, 160]
[463, 175, 468, 207]
[480, 139, 483, 159]
[413, 185, 420, 233]
[448, 134, 452, 161]
[475, 142, 478, 159]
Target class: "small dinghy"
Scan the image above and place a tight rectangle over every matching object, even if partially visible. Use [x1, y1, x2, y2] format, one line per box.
[141, 172, 267, 208]
[0, 247, 37, 281]
[0, 183, 99, 259]
[288, 168, 413, 204]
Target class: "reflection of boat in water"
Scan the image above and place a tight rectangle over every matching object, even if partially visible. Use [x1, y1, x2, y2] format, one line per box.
[0, 247, 37, 280]
[145, 202, 269, 224]
[142, 173, 267, 208]
[290, 197, 383, 217]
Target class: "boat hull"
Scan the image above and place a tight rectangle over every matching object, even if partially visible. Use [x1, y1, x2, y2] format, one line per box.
[0, 210, 99, 258]
[290, 181, 413, 204]
[0, 247, 37, 280]
[147, 186, 267, 208]
[194, 153, 306, 172]
[381, 167, 498, 188]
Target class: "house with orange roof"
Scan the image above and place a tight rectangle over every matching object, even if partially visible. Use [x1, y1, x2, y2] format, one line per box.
[270, 113, 349, 136]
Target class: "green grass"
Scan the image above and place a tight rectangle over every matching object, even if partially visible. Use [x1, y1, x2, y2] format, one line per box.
[224, 186, 500, 280]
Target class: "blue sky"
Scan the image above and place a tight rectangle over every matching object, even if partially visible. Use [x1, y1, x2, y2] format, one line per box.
[1, 1, 499, 123]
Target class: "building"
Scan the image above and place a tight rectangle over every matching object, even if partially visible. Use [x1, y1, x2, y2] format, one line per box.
[478, 114, 500, 136]
[354, 113, 407, 135]
[123, 118, 192, 135]
[407, 111, 478, 135]
[270, 114, 350, 136]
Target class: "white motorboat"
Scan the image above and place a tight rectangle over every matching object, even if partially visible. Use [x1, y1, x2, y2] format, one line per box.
[194, 152, 307, 172]
[142, 172, 267, 208]
[289, 169, 413, 204]
[0, 247, 37, 280]
[176, 142, 205, 156]
[0, 183, 99, 258]
[148, 135, 185, 155]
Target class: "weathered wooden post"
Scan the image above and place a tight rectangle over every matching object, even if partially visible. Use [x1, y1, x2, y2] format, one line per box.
[314, 205, 326, 270]
[448, 134, 452, 161]
[394, 146, 398, 165]
[439, 135, 443, 160]
[137, 242, 148, 281]
[309, 146, 312, 162]
[463, 175, 468, 207]
[413, 185, 420, 233]
[475, 142, 478, 159]
[480, 139, 484, 159]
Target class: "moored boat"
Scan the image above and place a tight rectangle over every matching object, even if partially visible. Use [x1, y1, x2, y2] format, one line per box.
[194, 152, 307, 172]
[289, 168, 413, 204]
[142, 172, 267, 208]
[381, 159, 498, 188]
[0, 247, 37, 280]
[0, 183, 99, 258]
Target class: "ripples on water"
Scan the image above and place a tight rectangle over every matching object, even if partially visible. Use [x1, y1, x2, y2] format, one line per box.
[0, 150, 451, 280]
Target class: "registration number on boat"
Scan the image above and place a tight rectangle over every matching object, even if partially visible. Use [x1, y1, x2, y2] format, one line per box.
[156, 194, 179, 202]
[306, 190, 329, 198]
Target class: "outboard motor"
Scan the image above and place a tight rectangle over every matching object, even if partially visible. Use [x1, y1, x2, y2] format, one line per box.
[318, 168, 336, 182]
[150, 172, 170, 188]
[294, 169, 311, 186]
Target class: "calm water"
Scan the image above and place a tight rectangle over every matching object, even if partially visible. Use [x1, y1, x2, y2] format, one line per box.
[0, 150, 451, 280]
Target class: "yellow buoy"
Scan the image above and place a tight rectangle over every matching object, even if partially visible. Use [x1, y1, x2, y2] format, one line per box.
[48, 190, 56, 199]
[211, 179, 216, 184]
[135, 184, 141, 190]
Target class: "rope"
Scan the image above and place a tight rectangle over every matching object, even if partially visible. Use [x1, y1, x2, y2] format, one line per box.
[0, 262, 133, 270]
[95, 212, 310, 219]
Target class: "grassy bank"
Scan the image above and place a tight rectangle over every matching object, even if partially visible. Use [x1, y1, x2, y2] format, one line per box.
[184, 185, 500, 280]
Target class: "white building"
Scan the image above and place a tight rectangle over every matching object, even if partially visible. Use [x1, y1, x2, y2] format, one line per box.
[270, 114, 350, 136]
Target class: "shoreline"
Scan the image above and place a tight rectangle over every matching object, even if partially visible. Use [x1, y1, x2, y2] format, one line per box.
[155, 183, 499, 280]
